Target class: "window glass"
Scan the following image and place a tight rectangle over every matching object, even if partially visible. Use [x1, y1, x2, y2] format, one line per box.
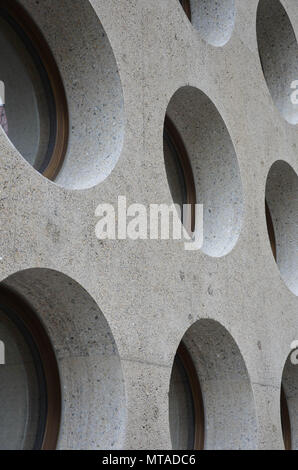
[169, 353, 196, 450]
[0, 306, 47, 450]
[0, 12, 55, 172]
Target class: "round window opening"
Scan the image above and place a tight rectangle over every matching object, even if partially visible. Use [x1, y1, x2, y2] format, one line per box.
[265, 161, 298, 296]
[169, 343, 204, 450]
[256, 0, 298, 125]
[0, 1, 68, 179]
[0, 287, 61, 450]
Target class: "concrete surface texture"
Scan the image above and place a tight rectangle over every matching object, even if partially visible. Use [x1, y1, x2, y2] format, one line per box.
[0, 0, 297, 449]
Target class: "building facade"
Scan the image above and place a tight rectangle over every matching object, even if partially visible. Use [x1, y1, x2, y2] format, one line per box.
[0, 0, 297, 450]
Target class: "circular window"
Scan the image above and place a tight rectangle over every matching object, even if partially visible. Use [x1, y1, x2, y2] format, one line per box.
[265, 160, 298, 296]
[163, 116, 196, 233]
[169, 343, 204, 450]
[165, 86, 244, 257]
[0, 287, 61, 450]
[0, 1, 68, 179]
[170, 320, 258, 449]
[256, 0, 298, 125]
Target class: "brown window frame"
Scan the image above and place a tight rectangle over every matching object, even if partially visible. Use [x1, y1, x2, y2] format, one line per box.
[179, 0, 192, 21]
[178, 343, 205, 450]
[164, 115, 196, 233]
[265, 200, 277, 260]
[0, 286, 61, 450]
[0, 0, 68, 180]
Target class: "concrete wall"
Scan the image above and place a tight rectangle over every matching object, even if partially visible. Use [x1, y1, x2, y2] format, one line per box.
[0, 0, 297, 449]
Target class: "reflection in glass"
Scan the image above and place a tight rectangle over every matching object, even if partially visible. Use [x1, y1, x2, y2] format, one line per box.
[0, 104, 8, 134]
[0, 306, 47, 450]
[0, 11, 56, 172]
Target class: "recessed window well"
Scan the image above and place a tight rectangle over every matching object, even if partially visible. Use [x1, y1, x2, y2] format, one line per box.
[165, 86, 244, 257]
[169, 343, 204, 450]
[265, 160, 298, 296]
[257, 0, 298, 125]
[0, 286, 61, 450]
[2, 268, 126, 449]
[179, 0, 236, 47]
[0, 1, 68, 179]
[169, 320, 257, 450]
[1, 0, 125, 189]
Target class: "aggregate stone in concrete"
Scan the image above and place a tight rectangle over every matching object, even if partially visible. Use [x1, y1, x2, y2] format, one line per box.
[0, 0, 296, 450]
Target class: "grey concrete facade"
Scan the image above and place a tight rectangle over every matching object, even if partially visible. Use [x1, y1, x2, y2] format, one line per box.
[0, 0, 297, 450]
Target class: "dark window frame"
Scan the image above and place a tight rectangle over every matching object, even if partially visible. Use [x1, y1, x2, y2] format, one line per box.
[0, 0, 68, 180]
[177, 343, 205, 450]
[179, 0, 192, 21]
[0, 286, 61, 450]
[265, 200, 277, 260]
[164, 116, 196, 233]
